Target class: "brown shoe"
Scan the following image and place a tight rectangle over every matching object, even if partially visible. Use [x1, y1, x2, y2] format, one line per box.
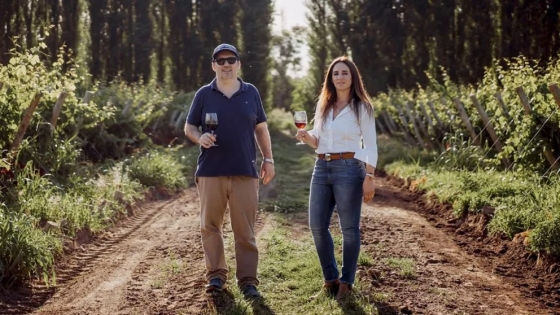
[310, 279, 340, 300]
[336, 282, 352, 302]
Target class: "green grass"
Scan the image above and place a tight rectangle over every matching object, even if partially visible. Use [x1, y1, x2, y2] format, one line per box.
[376, 135, 435, 170]
[384, 142, 560, 256]
[0, 144, 199, 286]
[150, 250, 184, 289]
[259, 109, 316, 214]
[204, 225, 380, 315]
[384, 257, 416, 279]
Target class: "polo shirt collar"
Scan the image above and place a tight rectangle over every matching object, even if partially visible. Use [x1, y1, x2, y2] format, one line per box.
[210, 78, 248, 92]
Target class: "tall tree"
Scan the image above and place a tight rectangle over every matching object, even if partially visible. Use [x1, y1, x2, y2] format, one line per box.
[198, 0, 221, 84]
[304, 0, 329, 113]
[271, 26, 305, 110]
[60, 0, 80, 68]
[134, 0, 153, 82]
[0, 1, 16, 65]
[240, 0, 273, 108]
[327, 0, 350, 58]
[89, 0, 108, 81]
[153, 1, 168, 83]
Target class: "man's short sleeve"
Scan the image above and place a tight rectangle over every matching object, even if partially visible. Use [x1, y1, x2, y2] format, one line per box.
[186, 89, 204, 126]
[254, 87, 267, 124]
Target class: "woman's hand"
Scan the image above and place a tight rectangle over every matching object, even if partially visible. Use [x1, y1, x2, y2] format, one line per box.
[296, 129, 311, 144]
[363, 176, 375, 202]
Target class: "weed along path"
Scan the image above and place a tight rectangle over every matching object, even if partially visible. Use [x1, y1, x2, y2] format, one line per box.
[1, 176, 556, 314]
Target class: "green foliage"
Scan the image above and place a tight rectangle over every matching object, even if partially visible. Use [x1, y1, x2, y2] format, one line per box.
[376, 135, 435, 170]
[261, 199, 307, 214]
[384, 257, 416, 279]
[0, 144, 194, 285]
[431, 131, 490, 171]
[0, 209, 61, 287]
[528, 212, 560, 256]
[0, 39, 200, 286]
[73, 78, 184, 161]
[472, 56, 560, 172]
[13, 161, 142, 234]
[0, 40, 82, 151]
[386, 160, 560, 255]
[377, 56, 560, 172]
[266, 108, 297, 131]
[126, 149, 189, 192]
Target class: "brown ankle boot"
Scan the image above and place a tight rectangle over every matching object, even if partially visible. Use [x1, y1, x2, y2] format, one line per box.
[310, 279, 340, 300]
[336, 282, 352, 301]
[325, 279, 340, 297]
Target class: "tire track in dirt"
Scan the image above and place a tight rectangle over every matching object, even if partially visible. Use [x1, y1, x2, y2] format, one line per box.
[355, 177, 553, 315]
[19, 189, 201, 315]
[6, 174, 552, 314]
[1, 186, 271, 315]
[1, 194, 184, 315]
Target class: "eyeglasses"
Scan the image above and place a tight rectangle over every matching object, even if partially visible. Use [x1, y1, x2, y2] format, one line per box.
[213, 57, 238, 65]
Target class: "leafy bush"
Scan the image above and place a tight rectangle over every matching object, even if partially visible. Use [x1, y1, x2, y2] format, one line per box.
[431, 131, 491, 171]
[126, 149, 189, 192]
[376, 135, 435, 169]
[12, 161, 142, 234]
[528, 212, 560, 256]
[0, 41, 82, 151]
[266, 108, 298, 132]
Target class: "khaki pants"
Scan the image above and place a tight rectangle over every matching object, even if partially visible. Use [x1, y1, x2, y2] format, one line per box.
[196, 176, 259, 287]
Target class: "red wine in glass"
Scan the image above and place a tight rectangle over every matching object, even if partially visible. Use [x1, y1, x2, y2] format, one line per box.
[295, 122, 307, 129]
[206, 122, 218, 131]
[205, 113, 218, 147]
[294, 111, 307, 145]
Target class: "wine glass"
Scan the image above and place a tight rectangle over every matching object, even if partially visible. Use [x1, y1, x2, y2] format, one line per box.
[205, 113, 218, 147]
[294, 111, 307, 145]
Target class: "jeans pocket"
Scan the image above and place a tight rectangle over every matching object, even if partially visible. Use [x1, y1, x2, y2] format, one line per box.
[343, 158, 362, 166]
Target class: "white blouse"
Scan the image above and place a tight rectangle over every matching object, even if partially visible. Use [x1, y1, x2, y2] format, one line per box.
[310, 103, 378, 167]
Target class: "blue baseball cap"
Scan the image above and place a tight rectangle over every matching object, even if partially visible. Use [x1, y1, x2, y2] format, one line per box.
[212, 43, 239, 60]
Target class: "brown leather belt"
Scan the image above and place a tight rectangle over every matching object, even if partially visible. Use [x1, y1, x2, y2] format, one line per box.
[317, 152, 355, 161]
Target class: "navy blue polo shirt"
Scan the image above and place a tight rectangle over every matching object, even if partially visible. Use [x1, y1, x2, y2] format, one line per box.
[186, 78, 267, 178]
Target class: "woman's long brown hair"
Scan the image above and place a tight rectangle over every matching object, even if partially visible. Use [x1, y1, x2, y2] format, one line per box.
[316, 56, 373, 127]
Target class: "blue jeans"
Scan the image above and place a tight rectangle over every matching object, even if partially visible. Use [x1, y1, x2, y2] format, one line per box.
[309, 158, 365, 285]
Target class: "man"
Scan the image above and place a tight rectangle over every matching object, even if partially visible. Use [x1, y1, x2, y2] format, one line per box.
[184, 43, 275, 299]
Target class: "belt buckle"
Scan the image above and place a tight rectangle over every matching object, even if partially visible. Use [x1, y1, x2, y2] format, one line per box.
[324, 153, 331, 161]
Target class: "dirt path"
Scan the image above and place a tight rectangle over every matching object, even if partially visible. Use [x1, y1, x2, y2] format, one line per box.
[358, 179, 548, 315]
[1, 178, 557, 314]
[30, 190, 208, 315]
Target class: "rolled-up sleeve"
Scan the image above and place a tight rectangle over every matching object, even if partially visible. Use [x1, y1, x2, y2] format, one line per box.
[354, 106, 378, 167]
[308, 111, 321, 138]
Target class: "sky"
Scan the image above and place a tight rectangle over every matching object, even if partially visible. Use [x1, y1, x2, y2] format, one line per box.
[272, 0, 309, 77]
[272, 0, 307, 33]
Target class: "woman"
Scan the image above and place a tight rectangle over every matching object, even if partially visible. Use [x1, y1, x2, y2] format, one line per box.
[296, 56, 378, 301]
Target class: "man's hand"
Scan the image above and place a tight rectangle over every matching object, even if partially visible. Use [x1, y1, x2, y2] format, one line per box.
[260, 161, 275, 185]
[198, 133, 216, 148]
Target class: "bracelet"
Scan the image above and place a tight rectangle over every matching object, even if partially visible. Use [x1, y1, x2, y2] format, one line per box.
[365, 173, 374, 179]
